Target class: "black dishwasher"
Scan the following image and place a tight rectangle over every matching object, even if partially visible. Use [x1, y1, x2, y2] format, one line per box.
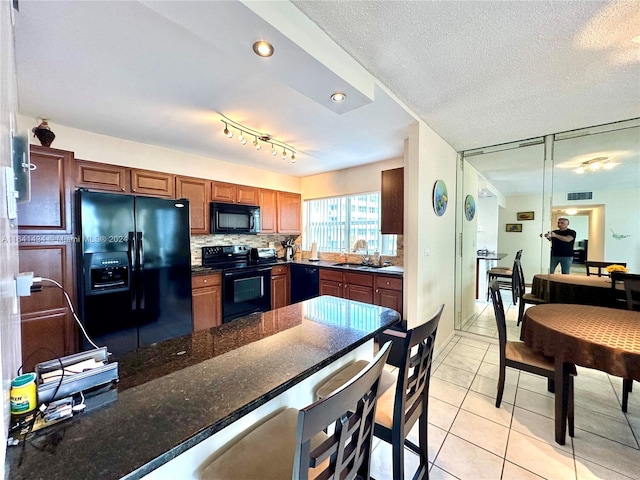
[290, 264, 320, 303]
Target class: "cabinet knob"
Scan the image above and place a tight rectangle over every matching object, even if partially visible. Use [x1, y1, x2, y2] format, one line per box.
[386, 281, 390, 285]
[203, 279, 207, 283]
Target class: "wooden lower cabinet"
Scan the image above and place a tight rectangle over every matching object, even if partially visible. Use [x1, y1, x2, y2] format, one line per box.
[319, 269, 373, 303]
[192, 273, 222, 331]
[19, 242, 77, 372]
[271, 265, 290, 309]
[374, 275, 403, 318]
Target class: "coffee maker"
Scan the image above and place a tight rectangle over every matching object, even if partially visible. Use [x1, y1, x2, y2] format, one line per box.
[281, 239, 295, 262]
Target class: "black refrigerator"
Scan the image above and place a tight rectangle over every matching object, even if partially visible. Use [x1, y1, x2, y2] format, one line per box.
[77, 190, 192, 356]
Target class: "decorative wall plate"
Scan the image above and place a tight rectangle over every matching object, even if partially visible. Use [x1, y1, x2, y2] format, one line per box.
[432, 180, 448, 216]
[464, 194, 476, 221]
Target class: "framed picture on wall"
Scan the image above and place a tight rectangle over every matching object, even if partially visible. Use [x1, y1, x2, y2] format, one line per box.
[506, 223, 523, 232]
[517, 211, 535, 221]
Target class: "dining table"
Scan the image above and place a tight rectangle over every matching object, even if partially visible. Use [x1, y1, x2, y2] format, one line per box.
[521, 303, 640, 445]
[531, 273, 626, 308]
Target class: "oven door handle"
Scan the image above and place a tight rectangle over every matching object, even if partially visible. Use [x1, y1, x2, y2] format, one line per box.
[224, 267, 272, 278]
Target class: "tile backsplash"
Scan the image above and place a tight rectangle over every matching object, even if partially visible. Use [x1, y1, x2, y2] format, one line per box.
[190, 234, 403, 267]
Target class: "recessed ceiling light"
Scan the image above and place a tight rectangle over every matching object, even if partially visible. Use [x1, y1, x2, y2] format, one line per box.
[252, 40, 274, 57]
[632, 35, 640, 44]
[330, 92, 346, 103]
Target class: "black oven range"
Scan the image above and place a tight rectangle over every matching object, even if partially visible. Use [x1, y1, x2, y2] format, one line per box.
[202, 245, 278, 323]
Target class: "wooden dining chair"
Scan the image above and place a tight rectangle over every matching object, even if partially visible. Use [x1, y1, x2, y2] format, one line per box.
[200, 342, 391, 480]
[315, 304, 444, 480]
[489, 281, 576, 435]
[620, 276, 640, 412]
[487, 249, 522, 302]
[585, 261, 627, 277]
[514, 259, 547, 326]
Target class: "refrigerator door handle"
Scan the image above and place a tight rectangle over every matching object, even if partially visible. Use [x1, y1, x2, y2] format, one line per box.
[137, 231, 145, 310]
[128, 231, 137, 310]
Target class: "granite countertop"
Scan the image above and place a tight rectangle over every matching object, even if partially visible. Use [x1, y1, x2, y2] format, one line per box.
[5, 296, 400, 480]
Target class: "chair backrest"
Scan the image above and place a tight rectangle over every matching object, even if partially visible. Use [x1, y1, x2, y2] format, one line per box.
[489, 280, 508, 355]
[512, 257, 525, 304]
[391, 304, 444, 437]
[623, 275, 640, 312]
[294, 341, 391, 480]
[514, 249, 523, 261]
[586, 261, 627, 277]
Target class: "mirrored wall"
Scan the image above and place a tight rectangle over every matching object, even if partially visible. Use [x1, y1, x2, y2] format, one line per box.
[455, 118, 640, 336]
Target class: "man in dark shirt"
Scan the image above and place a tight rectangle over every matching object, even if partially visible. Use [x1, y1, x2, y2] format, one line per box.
[542, 217, 576, 274]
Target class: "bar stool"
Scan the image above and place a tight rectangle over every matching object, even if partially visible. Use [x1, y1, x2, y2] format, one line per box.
[487, 249, 522, 301]
[315, 304, 444, 480]
[200, 341, 391, 480]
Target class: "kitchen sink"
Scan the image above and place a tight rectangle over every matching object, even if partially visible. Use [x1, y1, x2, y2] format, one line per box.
[332, 262, 385, 269]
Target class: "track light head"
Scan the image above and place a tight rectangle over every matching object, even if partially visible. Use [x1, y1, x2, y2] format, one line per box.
[223, 123, 232, 138]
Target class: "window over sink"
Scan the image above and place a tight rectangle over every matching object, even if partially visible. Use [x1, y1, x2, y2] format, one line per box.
[303, 193, 397, 256]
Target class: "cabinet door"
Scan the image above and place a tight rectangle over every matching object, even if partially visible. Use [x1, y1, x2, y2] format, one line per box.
[211, 181, 236, 203]
[192, 274, 221, 331]
[19, 242, 77, 371]
[75, 159, 128, 192]
[131, 169, 175, 197]
[319, 279, 343, 297]
[271, 274, 290, 310]
[259, 189, 277, 234]
[381, 167, 404, 234]
[276, 191, 301, 234]
[18, 146, 73, 234]
[236, 185, 259, 205]
[344, 284, 374, 303]
[176, 176, 211, 235]
[375, 289, 403, 318]
[21, 310, 75, 373]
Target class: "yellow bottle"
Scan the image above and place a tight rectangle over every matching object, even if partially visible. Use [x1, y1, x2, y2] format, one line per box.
[10, 372, 37, 415]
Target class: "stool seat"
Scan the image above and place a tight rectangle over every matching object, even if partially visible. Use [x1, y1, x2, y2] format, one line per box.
[315, 360, 396, 401]
[201, 408, 327, 480]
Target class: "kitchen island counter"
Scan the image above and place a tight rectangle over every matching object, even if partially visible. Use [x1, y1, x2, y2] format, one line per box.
[5, 296, 399, 480]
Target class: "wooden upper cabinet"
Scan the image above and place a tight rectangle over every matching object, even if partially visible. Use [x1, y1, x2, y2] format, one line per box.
[131, 169, 174, 197]
[75, 159, 128, 192]
[18, 146, 73, 234]
[211, 181, 258, 205]
[277, 191, 301, 234]
[75, 160, 174, 198]
[259, 189, 277, 234]
[381, 167, 404, 235]
[176, 176, 211, 235]
[211, 181, 236, 203]
[236, 185, 258, 205]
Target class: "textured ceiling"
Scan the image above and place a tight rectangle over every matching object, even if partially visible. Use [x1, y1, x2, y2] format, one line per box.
[293, 0, 640, 151]
[13, 0, 640, 182]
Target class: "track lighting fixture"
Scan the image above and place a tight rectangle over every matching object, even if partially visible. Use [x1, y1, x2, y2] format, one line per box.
[219, 114, 298, 163]
[223, 122, 232, 138]
[573, 157, 615, 174]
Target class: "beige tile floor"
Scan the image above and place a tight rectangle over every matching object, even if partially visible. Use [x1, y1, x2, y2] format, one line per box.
[369, 295, 640, 479]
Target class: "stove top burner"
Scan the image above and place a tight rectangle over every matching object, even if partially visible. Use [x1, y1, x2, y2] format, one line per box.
[202, 245, 278, 270]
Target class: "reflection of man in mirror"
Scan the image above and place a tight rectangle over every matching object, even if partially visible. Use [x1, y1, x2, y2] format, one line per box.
[541, 217, 576, 274]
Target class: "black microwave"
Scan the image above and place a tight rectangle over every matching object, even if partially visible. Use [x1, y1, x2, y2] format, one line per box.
[210, 202, 260, 234]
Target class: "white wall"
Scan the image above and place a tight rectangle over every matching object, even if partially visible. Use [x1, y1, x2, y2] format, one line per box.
[404, 120, 457, 349]
[551, 188, 639, 271]
[497, 194, 546, 279]
[300, 157, 402, 200]
[17, 116, 301, 194]
[1, 2, 23, 473]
